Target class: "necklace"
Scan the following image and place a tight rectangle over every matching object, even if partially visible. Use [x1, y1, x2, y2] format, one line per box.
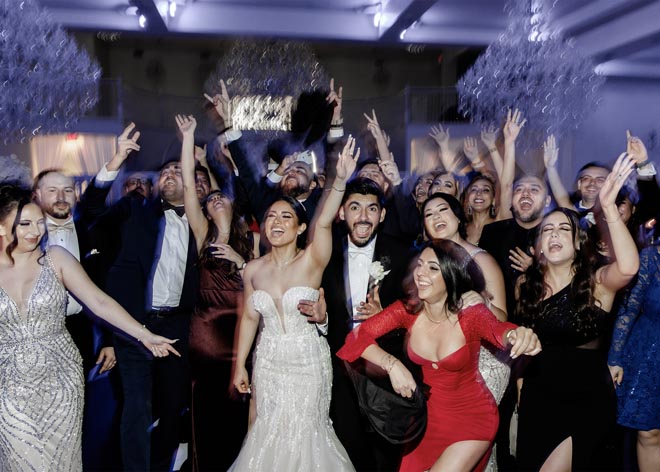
[272, 249, 300, 269]
[423, 308, 445, 324]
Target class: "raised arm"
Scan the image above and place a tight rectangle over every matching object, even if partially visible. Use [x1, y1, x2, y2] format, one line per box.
[51, 246, 179, 357]
[543, 134, 572, 209]
[364, 109, 392, 163]
[499, 109, 526, 219]
[429, 124, 459, 174]
[175, 114, 208, 252]
[481, 125, 503, 176]
[307, 136, 359, 268]
[195, 145, 220, 191]
[595, 153, 640, 295]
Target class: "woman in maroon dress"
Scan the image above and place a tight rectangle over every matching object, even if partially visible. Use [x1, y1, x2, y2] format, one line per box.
[337, 240, 541, 471]
[177, 115, 259, 470]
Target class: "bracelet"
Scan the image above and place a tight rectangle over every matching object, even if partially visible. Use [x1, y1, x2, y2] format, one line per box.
[136, 325, 147, 344]
[331, 120, 344, 127]
[332, 185, 346, 192]
[239, 260, 247, 270]
[380, 354, 399, 374]
[636, 160, 652, 169]
[488, 148, 498, 154]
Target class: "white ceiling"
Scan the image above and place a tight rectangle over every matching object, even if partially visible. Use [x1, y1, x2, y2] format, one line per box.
[37, 0, 660, 79]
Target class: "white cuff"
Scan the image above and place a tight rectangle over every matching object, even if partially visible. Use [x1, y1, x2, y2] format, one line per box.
[316, 313, 329, 336]
[224, 129, 242, 143]
[95, 163, 119, 185]
[637, 162, 656, 178]
[267, 170, 284, 184]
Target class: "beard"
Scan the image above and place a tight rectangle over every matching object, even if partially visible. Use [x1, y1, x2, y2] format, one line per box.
[512, 203, 544, 224]
[347, 220, 377, 247]
[46, 201, 72, 220]
[283, 180, 309, 199]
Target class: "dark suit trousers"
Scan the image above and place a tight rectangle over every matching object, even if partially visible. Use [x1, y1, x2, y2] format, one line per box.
[115, 312, 190, 472]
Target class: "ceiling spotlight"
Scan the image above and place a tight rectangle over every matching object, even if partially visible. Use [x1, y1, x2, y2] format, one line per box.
[169, 1, 177, 18]
[399, 28, 407, 40]
[125, 5, 138, 16]
[138, 13, 147, 28]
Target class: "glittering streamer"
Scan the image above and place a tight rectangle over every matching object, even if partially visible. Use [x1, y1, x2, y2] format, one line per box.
[231, 96, 294, 131]
[0, 0, 101, 143]
[205, 39, 330, 132]
[457, 0, 604, 143]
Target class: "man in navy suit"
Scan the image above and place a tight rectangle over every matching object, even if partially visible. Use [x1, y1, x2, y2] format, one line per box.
[322, 177, 411, 471]
[89, 154, 198, 471]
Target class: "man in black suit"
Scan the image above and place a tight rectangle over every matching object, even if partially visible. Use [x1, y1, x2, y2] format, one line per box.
[89, 156, 198, 471]
[322, 177, 411, 471]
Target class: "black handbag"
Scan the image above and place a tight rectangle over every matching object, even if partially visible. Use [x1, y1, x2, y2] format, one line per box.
[343, 334, 427, 445]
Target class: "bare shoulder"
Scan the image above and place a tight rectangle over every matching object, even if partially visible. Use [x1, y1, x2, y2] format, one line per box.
[474, 249, 502, 276]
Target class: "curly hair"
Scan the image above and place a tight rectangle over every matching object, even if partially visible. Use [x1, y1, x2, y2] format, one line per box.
[404, 240, 485, 316]
[199, 190, 253, 273]
[463, 173, 499, 221]
[0, 184, 45, 265]
[514, 208, 598, 321]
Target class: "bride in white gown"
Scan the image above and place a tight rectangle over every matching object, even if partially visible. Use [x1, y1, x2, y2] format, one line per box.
[230, 138, 359, 472]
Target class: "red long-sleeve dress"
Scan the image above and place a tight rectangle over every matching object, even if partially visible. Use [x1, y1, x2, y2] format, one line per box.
[337, 301, 516, 472]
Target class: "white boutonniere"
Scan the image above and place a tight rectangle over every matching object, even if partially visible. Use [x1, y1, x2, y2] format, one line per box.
[368, 260, 391, 285]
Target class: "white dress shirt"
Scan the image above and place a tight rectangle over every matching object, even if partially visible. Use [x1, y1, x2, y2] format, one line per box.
[150, 208, 189, 309]
[46, 216, 82, 316]
[347, 237, 376, 327]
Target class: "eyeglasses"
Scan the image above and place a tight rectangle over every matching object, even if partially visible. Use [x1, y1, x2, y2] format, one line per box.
[126, 178, 150, 186]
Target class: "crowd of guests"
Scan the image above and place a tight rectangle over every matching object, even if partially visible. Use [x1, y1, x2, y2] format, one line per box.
[0, 76, 659, 472]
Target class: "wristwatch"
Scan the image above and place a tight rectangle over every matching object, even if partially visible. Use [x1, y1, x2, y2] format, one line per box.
[240, 261, 247, 270]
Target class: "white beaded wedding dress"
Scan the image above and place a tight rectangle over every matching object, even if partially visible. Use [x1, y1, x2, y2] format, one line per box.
[228, 286, 354, 471]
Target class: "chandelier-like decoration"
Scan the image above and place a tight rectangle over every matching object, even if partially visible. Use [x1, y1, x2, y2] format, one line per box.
[205, 39, 330, 131]
[457, 0, 604, 139]
[0, 0, 101, 143]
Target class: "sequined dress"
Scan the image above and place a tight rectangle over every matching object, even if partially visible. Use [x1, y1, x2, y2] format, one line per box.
[228, 286, 354, 471]
[516, 285, 616, 470]
[0, 254, 83, 471]
[608, 246, 660, 430]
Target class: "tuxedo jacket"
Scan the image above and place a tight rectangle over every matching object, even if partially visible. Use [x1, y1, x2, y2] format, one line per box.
[88, 192, 199, 324]
[323, 226, 412, 356]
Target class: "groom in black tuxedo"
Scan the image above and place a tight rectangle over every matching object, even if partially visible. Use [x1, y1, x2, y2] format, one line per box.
[323, 177, 411, 471]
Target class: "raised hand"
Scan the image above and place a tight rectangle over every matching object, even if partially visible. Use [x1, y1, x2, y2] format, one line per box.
[543, 134, 559, 169]
[297, 287, 328, 324]
[506, 327, 542, 359]
[336, 135, 360, 182]
[463, 136, 480, 163]
[175, 114, 196, 138]
[429, 124, 450, 148]
[326, 78, 343, 123]
[599, 152, 635, 209]
[204, 79, 231, 124]
[626, 130, 649, 165]
[481, 125, 499, 149]
[115, 122, 141, 162]
[379, 159, 401, 185]
[503, 108, 526, 143]
[275, 154, 296, 176]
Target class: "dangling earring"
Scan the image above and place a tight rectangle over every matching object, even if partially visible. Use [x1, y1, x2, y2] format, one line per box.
[466, 206, 473, 217]
[489, 205, 497, 218]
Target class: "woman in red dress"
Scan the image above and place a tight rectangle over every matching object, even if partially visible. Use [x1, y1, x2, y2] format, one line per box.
[337, 240, 542, 471]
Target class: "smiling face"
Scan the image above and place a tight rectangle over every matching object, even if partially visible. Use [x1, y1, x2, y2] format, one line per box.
[577, 166, 609, 206]
[413, 173, 435, 204]
[428, 173, 457, 198]
[466, 177, 494, 214]
[423, 196, 461, 241]
[538, 211, 578, 266]
[158, 161, 184, 204]
[339, 193, 385, 247]
[0, 203, 46, 253]
[414, 247, 447, 304]
[204, 190, 232, 220]
[195, 170, 211, 201]
[34, 172, 76, 222]
[281, 162, 316, 198]
[511, 175, 550, 227]
[264, 200, 306, 247]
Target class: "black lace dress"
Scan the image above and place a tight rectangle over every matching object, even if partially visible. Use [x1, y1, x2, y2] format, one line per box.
[516, 285, 616, 470]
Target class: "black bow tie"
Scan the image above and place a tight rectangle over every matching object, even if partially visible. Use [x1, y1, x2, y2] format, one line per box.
[162, 201, 185, 217]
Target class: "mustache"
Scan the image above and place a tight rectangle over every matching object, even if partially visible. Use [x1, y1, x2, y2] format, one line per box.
[54, 200, 70, 206]
[353, 221, 373, 227]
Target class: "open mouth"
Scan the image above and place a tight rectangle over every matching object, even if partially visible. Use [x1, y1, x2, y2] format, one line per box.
[518, 198, 533, 210]
[353, 223, 373, 238]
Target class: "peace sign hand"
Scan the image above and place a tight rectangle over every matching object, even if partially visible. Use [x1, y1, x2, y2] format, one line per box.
[336, 135, 360, 183]
[204, 79, 232, 125]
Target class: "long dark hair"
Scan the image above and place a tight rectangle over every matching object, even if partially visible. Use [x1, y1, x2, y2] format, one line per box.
[421, 192, 468, 240]
[463, 173, 498, 221]
[200, 190, 252, 272]
[405, 240, 485, 315]
[515, 208, 598, 320]
[264, 196, 309, 249]
[0, 184, 45, 265]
